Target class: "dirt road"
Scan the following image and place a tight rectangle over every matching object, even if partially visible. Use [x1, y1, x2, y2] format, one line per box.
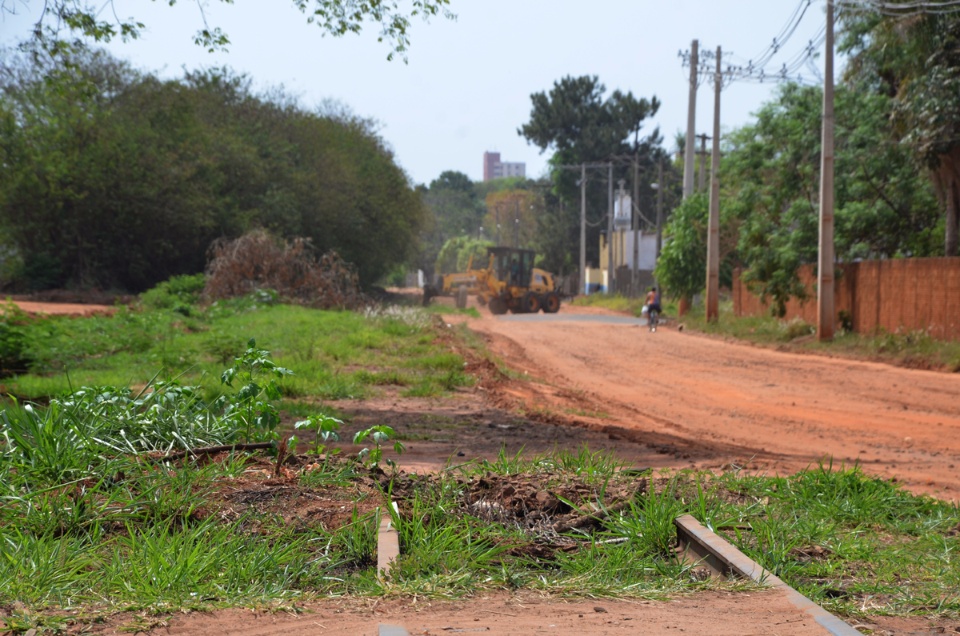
[456, 305, 960, 501]
[6, 300, 115, 316]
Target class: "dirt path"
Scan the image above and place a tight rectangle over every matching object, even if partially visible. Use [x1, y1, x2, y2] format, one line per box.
[6, 300, 116, 316]
[455, 304, 960, 501]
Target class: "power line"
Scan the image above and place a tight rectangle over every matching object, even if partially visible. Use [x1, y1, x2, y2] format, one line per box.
[678, 0, 825, 87]
[839, 0, 960, 15]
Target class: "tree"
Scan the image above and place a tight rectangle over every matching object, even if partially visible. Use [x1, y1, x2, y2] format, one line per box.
[482, 189, 538, 249]
[6, 0, 454, 60]
[725, 83, 937, 315]
[418, 170, 485, 277]
[0, 47, 427, 291]
[655, 193, 739, 306]
[519, 75, 659, 162]
[654, 81, 939, 316]
[433, 236, 490, 275]
[424, 171, 484, 241]
[841, 8, 960, 254]
[518, 75, 663, 270]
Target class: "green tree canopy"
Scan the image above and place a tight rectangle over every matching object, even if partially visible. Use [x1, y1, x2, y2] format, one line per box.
[841, 8, 960, 254]
[0, 46, 426, 291]
[519, 75, 659, 161]
[655, 82, 939, 315]
[518, 75, 666, 270]
[726, 83, 938, 313]
[418, 170, 485, 276]
[6, 0, 453, 60]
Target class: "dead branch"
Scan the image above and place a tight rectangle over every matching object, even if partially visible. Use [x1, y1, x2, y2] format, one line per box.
[151, 442, 274, 462]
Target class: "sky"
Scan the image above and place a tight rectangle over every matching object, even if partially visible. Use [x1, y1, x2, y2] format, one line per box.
[0, 1, 834, 186]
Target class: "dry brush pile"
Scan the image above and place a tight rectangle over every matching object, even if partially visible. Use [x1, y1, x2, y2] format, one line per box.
[202, 230, 366, 309]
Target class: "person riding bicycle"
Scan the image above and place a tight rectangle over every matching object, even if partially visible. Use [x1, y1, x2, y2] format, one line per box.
[645, 286, 661, 317]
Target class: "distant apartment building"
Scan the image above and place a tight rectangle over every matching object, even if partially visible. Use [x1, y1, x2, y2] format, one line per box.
[483, 151, 526, 181]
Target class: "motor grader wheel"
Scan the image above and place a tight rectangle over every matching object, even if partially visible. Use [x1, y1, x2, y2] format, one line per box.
[488, 297, 508, 315]
[542, 291, 561, 313]
[521, 292, 541, 313]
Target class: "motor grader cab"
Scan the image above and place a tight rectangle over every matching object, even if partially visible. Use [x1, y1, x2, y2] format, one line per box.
[478, 247, 561, 315]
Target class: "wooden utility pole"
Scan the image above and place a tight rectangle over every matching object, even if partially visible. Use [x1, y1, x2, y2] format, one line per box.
[656, 159, 664, 259]
[514, 199, 520, 247]
[580, 163, 587, 295]
[607, 163, 614, 293]
[683, 39, 698, 199]
[632, 155, 640, 296]
[817, 0, 836, 340]
[697, 134, 709, 193]
[617, 179, 627, 283]
[705, 46, 722, 323]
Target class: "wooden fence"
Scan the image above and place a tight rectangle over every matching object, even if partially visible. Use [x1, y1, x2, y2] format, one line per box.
[733, 258, 960, 340]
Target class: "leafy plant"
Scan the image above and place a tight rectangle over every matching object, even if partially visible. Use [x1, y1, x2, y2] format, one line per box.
[293, 413, 343, 455]
[353, 424, 405, 470]
[780, 317, 815, 341]
[220, 338, 293, 442]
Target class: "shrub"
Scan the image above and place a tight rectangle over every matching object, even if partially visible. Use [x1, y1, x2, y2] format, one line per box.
[780, 317, 814, 341]
[140, 274, 207, 311]
[0, 301, 32, 377]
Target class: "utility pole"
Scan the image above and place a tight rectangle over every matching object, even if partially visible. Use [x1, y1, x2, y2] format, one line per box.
[607, 163, 614, 293]
[514, 199, 520, 248]
[705, 46, 722, 323]
[683, 39, 698, 199]
[495, 204, 500, 245]
[817, 0, 836, 341]
[656, 159, 664, 260]
[617, 179, 627, 287]
[580, 163, 587, 295]
[697, 133, 709, 193]
[632, 154, 640, 297]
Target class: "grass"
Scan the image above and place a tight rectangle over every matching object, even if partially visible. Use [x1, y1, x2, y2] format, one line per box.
[1, 378, 958, 629]
[570, 292, 647, 317]
[2, 297, 471, 405]
[679, 300, 960, 370]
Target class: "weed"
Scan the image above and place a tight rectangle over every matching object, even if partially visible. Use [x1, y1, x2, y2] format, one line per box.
[780, 317, 815, 341]
[293, 413, 343, 455]
[353, 424, 405, 470]
[220, 339, 293, 442]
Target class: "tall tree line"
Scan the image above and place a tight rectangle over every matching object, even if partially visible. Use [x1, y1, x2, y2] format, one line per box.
[518, 75, 672, 273]
[0, 46, 427, 292]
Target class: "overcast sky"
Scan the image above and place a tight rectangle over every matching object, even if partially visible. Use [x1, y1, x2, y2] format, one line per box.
[1, 1, 834, 186]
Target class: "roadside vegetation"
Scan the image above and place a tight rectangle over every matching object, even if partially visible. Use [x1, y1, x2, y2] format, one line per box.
[682, 301, 960, 372]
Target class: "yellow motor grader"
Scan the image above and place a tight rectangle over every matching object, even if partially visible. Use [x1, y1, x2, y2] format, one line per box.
[472, 247, 561, 315]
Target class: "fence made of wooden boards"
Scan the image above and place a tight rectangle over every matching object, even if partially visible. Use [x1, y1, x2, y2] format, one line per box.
[733, 258, 960, 340]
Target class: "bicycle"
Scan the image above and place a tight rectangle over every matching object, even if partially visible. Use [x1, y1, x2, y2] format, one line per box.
[648, 307, 659, 332]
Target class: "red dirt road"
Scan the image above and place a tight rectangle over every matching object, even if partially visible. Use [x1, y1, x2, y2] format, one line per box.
[7, 300, 115, 316]
[458, 305, 960, 502]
